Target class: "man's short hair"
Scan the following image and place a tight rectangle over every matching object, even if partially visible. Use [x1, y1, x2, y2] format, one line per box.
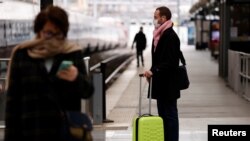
[156, 6, 172, 20]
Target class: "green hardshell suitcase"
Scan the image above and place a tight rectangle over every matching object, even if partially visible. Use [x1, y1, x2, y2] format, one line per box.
[132, 74, 164, 141]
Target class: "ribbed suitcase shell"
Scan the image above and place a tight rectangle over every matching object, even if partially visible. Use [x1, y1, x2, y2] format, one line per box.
[132, 75, 164, 141]
[133, 115, 164, 141]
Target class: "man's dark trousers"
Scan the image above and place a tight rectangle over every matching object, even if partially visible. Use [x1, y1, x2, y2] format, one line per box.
[157, 98, 179, 141]
[136, 49, 144, 67]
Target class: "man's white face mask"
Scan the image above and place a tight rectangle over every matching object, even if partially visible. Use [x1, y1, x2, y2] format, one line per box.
[153, 19, 160, 28]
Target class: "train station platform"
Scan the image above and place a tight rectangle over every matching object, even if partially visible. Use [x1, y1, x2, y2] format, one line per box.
[92, 44, 250, 141]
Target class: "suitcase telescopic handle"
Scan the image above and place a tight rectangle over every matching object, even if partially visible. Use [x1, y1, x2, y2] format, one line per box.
[138, 74, 152, 115]
[139, 74, 144, 77]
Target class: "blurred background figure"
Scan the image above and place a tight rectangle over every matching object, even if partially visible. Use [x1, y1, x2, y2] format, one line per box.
[131, 26, 147, 67]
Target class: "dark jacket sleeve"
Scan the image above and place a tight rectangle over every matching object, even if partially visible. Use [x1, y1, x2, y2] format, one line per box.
[4, 50, 22, 141]
[53, 51, 94, 100]
[132, 34, 138, 48]
[71, 52, 94, 99]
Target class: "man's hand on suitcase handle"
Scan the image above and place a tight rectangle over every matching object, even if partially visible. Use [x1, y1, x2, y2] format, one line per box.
[139, 70, 153, 82]
[143, 70, 153, 78]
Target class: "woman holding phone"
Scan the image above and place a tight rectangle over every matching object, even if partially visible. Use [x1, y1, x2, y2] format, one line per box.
[4, 5, 93, 141]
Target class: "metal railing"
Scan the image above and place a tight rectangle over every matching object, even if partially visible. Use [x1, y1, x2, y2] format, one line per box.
[239, 52, 250, 101]
[89, 54, 121, 72]
[90, 54, 134, 123]
[105, 55, 134, 84]
[228, 50, 250, 101]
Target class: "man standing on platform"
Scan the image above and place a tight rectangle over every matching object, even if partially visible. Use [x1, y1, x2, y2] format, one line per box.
[132, 26, 147, 67]
[143, 6, 184, 141]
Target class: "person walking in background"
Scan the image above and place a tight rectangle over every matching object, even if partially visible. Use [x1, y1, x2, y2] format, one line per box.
[143, 6, 185, 141]
[131, 26, 147, 67]
[4, 5, 93, 141]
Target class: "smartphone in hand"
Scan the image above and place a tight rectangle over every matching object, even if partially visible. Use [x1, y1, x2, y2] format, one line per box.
[58, 60, 73, 71]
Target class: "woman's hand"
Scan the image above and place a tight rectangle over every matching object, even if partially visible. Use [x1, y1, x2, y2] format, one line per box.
[57, 65, 78, 82]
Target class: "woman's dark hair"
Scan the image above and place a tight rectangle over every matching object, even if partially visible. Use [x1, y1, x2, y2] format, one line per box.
[34, 5, 69, 38]
[156, 6, 172, 20]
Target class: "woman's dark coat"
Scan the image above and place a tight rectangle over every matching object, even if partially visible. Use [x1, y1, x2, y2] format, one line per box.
[4, 49, 93, 141]
[150, 27, 182, 100]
